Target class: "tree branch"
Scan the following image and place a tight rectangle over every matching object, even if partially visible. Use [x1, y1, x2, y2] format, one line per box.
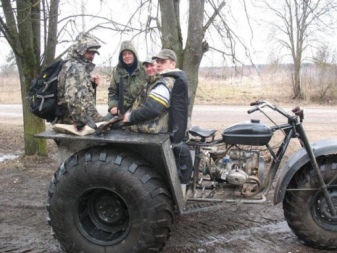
[203, 0, 225, 31]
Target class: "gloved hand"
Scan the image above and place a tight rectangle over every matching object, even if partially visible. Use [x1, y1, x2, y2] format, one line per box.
[75, 123, 86, 131]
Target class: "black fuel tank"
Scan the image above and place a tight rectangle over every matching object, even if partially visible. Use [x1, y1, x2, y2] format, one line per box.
[222, 119, 272, 146]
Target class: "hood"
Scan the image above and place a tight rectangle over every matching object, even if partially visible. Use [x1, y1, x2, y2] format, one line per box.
[118, 40, 139, 66]
[67, 32, 101, 60]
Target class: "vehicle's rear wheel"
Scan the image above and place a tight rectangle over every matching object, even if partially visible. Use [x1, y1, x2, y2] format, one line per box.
[47, 146, 174, 253]
[283, 155, 337, 250]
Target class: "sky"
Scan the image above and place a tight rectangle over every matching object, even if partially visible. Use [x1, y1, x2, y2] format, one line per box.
[0, 0, 336, 67]
[0, 0, 268, 67]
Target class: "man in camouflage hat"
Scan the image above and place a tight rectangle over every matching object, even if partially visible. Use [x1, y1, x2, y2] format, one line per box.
[142, 56, 157, 80]
[57, 32, 103, 131]
[123, 49, 192, 185]
[129, 56, 160, 111]
[104, 40, 147, 120]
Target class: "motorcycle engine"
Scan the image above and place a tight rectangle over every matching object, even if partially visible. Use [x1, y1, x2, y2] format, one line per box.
[207, 148, 264, 187]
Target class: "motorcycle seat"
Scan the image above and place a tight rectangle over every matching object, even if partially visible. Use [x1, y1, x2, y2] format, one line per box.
[189, 126, 217, 139]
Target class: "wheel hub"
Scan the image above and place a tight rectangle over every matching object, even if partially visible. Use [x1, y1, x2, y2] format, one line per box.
[76, 188, 130, 245]
[93, 193, 125, 226]
[312, 187, 337, 232]
[317, 190, 337, 222]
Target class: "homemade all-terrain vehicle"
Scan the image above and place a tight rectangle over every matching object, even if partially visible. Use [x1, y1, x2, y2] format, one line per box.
[36, 100, 337, 253]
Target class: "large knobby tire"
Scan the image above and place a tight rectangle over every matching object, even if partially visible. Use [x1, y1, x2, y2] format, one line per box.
[283, 155, 337, 250]
[46, 146, 174, 253]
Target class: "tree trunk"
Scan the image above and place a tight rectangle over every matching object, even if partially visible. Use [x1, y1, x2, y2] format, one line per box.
[292, 56, 302, 99]
[292, 66, 302, 99]
[16, 0, 48, 156]
[159, 0, 206, 118]
[44, 0, 59, 67]
[158, 0, 183, 63]
[183, 0, 205, 117]
[31, 0, 41, 67]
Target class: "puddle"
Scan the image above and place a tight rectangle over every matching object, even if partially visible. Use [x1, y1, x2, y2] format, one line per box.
[0, 153, 19, 162]
[200, 221, 291, 245]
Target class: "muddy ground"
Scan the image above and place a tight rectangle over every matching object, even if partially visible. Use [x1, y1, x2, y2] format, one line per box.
[0, 121, 336, 253]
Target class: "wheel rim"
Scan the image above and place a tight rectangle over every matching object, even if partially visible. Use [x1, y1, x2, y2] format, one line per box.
[311, 187, 337, 231]
[75, 188, 130, 245]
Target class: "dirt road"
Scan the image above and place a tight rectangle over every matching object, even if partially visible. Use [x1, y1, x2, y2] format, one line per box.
[2, 103, 337, 135]
[0, 104, 336, 253]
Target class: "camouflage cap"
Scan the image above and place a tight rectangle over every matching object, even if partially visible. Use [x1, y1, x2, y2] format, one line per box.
[152, 49, 177, 62]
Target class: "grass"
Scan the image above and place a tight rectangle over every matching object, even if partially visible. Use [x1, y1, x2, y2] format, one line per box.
[0, 76, 22, 103]
[0, 68, 336, 107]
[196, 74, 294, 106]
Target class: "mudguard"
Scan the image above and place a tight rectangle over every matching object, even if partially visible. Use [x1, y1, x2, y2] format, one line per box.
[274, 138, 337, 205]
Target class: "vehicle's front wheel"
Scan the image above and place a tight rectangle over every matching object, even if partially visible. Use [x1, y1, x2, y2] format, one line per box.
[283, 155, 337, 250]
[47, 146, 174, 253]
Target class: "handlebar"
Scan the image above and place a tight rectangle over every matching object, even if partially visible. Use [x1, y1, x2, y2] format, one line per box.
[247, 107, 259, 114]
[247, 100, 304, 122]
[247, 100, 275, 114]
[248, 101, 262, 113]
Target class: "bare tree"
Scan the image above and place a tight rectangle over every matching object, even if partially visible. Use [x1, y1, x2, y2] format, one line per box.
[0, 0, 60, 156]
[111, 0, 251, 116]
[258, 0, 337, 99]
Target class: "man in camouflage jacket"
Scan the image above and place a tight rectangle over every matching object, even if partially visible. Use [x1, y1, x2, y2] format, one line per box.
[105, 41, 147, 120]
[57, 33, 103, 130]
[130, 57, 160, 116]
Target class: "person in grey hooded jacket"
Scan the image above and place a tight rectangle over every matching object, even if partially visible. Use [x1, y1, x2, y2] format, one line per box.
[105, 41, 147, 120]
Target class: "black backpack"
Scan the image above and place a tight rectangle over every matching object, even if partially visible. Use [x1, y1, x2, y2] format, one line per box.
[28, 59, 65, 122]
